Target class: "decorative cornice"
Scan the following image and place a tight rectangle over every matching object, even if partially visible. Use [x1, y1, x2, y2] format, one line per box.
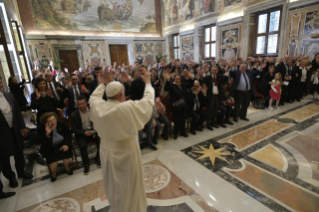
[180, 29, 195, 36]
[244, 0, 286, 14]
[217, 17, 243, 27]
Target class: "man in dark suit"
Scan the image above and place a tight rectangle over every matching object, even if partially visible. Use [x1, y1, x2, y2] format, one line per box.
[71, 95, 100, 175]
[0, 78, 33, 199]
[187, 81, 207, 135]
[203, 66, 224, 130]
[131, 65, 158, 150]
[66, 74, 89, 115]
[45, 72, 66, 108]
[229, 63, 256, 122]
[275, 55, 290, 105]
[218, 84, 233, 128]
[89, 66, 103, 96]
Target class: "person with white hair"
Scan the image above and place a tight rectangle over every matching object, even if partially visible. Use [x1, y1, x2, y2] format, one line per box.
[89, 67, 154, 212]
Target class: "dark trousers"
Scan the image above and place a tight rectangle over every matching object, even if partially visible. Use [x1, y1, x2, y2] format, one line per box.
[154, 115, 170, 140]
[172, 107, 186, 135]
[285, 82, 293, 102]
[280, 85, 288, 104]
[292, 81, 300, 101]
[7, 128, 25, 175]
[0, 157, 15, 193]
[138, 117, 153, 144]
[189, 108, 206, 131]
[234, 90, 251, 119]
[298, 82, 306, 100]
[76, 134, 100, 166]
[207, 95, 219, 126]
[218, 104, 232, 124]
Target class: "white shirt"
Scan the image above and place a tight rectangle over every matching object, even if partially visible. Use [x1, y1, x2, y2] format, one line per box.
[212, 75, 219, 95]
[73, 86, 80, 108]
[48, 82, 60, 100]
[0, 92, 13, 127]
[79, 108, 92, 130]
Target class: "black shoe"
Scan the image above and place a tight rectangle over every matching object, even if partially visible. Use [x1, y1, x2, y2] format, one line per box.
[196, 127, 203, 131]
[84, 165, 90, 175]
[0, 192, 16, 199]
[240, 117, 249, 121]
[66, 169, 73, 175]
[152, 139, 158, 145]
[181, 133, 188, 137]
[225, 120, 233, 125]
[206, 126, 213, 131]
[211, 124, 219, 128]
[296, 99, 300, 102]
[219, 123, 227, 128]
[9, 178, 18, 188]
[161, 134, 168, 140]
[233, 118, 238, 122]
[173, 134, 178, 140]
[95, 158, 101, 167]
[140, 142, 146, 149]
[18, 171, 33, 179]
[147, 143, 158, 150]
[190, 130, 196, 135]
[279, 103, 284, 106]
[51, 175, 56, 182]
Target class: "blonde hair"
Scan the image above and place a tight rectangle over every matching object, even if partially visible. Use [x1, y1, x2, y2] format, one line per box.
[275, 72, 283, 88]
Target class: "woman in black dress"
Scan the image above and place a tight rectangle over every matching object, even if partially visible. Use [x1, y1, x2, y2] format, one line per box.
[35, 112, 73, 182]
[164, 73, 188, 140]
[8, 76, 29, 111]
[31, 78, 59, 124]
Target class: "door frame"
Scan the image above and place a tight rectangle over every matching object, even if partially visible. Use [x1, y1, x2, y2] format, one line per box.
[105, 41, 134, 67]
[51, 45, 84, 72]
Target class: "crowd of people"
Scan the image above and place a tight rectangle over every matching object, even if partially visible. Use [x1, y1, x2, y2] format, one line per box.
[1, 52, 319, 199]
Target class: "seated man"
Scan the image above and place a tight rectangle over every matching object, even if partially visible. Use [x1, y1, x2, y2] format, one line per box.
[71, 95, 100, 175]
[218, 84, 233, 128]
[67, 74, 89, 115]
[153, 98, 170, 143]
[187, 80, 207, 135]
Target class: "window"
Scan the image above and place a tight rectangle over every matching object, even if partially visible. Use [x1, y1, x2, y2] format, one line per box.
[203, 25, 216, 59]
[172, 34, 180, 60]
[254, 8, 281, 56]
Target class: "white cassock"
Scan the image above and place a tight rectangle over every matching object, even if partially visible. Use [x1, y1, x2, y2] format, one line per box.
[89, 83, 154, 212]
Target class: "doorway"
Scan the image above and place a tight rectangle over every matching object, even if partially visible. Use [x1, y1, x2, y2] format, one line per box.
[59, 50, 79, 72]
[109, 45, 128, 68]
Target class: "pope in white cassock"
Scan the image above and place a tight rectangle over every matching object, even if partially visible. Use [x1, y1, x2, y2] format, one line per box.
[89, 66, 154, 212]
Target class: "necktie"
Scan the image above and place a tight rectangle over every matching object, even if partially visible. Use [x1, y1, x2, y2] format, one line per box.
[243, 72, 249, 91]
[74, 86, 80, 98]
[49, 83, 60, 100]
[195, 95, 199, 111]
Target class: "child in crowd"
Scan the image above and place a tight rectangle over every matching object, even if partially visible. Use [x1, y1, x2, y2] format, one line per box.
[309, 68, 319, 101]
[269, 73, 282, 110]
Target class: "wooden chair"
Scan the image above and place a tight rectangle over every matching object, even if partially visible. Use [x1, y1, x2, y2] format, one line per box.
[253, 81, 265, 106]
[57, 117, 79, 168]
[57, 108, 64, 117]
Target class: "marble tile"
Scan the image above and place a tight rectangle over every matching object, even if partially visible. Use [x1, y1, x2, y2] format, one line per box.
[279, 103, 319, 122]
[287, 134, 319, 181]
[219, 120, 293, 151]
[250, 144, 286, 171]
[227, 161, 319, 212]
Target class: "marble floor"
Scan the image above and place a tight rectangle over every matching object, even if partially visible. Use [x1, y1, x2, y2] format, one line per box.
[1, 96, 319, 212]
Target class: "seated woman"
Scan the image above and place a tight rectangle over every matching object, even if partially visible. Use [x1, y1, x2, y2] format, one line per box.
[35, 112, 73, 182]
[8, 75, 29, 111]
[164, 73, 188, 140]
[31, 77, 59, 124]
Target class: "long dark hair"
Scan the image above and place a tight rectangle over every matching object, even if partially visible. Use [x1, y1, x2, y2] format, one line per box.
[34, 77, 48, 91]
[8, 76, 15, 86]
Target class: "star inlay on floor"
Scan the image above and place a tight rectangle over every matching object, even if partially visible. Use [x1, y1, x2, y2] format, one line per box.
[193, 144, 232, 166]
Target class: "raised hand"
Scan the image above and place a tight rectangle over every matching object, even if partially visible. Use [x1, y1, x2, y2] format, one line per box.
[35, 88, 41, 100]
[165, 72, 171, 80]
[103, 67, 113, 85]
[46, 88, 53, 98]
[140, 69, 151, 84]
[45, 122, 53, 136]
[121, 72, 128, 83]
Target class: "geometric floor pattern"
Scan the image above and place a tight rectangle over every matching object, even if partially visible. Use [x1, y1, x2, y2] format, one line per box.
[2, 97, 319, 212]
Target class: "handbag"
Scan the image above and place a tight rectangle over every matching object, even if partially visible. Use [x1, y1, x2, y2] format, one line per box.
[173, 98, 186, 109]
